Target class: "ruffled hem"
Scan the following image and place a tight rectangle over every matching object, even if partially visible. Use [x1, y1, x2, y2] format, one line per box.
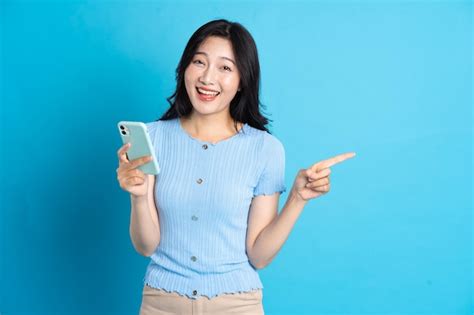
[253, 185, 287, 197]
[143, 252, 265, 300]
[144, 282, 262, 300]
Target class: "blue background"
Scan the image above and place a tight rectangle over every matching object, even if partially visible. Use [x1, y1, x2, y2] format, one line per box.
[1, 0, 472, 314]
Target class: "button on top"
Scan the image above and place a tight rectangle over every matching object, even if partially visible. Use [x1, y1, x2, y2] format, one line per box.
[202, 144, 208, 150]
[191, 256, 197, 262]
[191, 215, 198, 221]
[196, 178, 203, 184]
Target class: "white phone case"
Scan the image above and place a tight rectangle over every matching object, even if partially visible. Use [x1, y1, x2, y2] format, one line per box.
[117, 121, 160, 175]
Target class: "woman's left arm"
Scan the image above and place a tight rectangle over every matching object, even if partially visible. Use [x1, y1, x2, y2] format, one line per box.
[247, 152, 356, 269]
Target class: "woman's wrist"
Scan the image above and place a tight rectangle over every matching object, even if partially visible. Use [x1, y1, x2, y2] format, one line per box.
[131, 193, 148, 205]
[289, 187, 308, 205]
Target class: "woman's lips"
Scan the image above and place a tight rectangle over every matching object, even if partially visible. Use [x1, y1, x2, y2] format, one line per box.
[196, 87, 220, 102]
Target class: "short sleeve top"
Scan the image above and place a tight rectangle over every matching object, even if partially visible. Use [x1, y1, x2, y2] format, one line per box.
[142, 117, 286, 299]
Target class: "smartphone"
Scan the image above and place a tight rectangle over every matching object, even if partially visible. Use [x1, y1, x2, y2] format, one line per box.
[117, 121, 160, 175]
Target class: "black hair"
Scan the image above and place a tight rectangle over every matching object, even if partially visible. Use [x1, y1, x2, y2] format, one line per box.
[157, 19, 273, 134]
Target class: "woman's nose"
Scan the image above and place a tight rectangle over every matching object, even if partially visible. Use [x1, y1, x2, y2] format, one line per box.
[199, 66, 216, 85]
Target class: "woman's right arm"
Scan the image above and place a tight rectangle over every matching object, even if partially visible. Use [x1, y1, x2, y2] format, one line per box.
[116, 142, 160, 257]
[129, 174, 160, 257]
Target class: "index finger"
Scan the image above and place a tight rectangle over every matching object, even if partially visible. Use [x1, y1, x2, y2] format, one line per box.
[311, 152, 356, 172]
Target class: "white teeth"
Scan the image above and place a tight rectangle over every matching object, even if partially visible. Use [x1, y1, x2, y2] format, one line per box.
[197, 88, 220, 96]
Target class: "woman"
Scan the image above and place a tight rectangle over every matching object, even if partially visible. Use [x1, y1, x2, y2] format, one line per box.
[116, 19, 355, 315]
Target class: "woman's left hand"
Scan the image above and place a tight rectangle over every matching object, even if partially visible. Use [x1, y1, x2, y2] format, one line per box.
[290, 152, 356, 202]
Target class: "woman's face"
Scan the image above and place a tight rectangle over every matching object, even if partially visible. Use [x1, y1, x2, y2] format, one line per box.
[184, 36, 241, 117]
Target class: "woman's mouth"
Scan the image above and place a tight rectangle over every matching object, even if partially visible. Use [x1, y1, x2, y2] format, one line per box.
[196, 87, 220, 102]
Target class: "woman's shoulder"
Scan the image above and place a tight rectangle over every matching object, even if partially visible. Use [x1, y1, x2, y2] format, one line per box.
[145, 119, 179, 147]
[145, 118, 177, 132]
[244, 124, 285, 153]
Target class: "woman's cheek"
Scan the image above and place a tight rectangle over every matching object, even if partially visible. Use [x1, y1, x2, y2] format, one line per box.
[222, 77, 240, 91]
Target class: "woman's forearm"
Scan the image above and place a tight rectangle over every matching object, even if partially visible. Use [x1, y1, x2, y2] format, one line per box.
[250, 190, 308, 268]
[129, 195, 160, 256]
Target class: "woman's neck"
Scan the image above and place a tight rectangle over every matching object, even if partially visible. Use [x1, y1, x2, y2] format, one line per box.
[179, 114, 243, 143]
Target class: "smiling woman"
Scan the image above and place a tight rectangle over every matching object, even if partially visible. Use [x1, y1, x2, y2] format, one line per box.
[135, 19, 278, 315]
[159, 19, 270, 138]
[119, 18, 355, 315]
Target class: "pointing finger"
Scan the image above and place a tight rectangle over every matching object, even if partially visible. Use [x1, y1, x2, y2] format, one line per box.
[311, 152, 356, 172]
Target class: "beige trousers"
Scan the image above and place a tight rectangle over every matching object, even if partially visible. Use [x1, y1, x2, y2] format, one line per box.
[139, 284, 265, 315]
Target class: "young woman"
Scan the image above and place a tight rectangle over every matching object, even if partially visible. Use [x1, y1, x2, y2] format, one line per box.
[116, 19, 355, 315]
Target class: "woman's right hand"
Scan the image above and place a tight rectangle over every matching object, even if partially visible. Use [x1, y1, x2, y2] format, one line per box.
[116, 142, 153, 197]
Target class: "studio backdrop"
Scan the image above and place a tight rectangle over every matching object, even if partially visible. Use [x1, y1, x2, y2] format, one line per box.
[1, 0, 472, 314]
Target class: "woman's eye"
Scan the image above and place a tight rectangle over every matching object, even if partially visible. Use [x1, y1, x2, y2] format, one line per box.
[223, 66, 232, 72]
[193, 60, 204, 65]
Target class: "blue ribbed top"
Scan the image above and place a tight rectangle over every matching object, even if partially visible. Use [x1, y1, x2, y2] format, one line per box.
[142, 117, 286, 300]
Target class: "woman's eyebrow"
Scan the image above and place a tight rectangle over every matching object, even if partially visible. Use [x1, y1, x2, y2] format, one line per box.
[195, 51, 236, 65]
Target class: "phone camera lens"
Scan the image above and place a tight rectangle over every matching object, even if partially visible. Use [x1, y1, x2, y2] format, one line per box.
[121, 130, 126, 135]
[119, 125, 125, 130]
